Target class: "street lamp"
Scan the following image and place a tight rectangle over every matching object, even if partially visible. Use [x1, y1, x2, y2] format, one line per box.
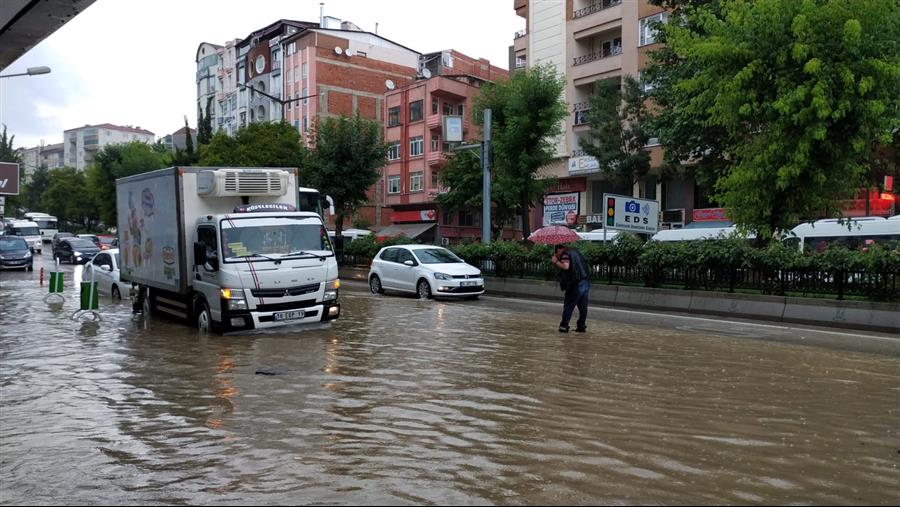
[0, 66, 51, 79]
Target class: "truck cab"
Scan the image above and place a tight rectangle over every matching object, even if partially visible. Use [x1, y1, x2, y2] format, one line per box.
[190, 207, 340, 333]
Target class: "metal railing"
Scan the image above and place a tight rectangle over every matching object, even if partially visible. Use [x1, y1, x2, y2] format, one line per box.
[514, 29, 527, 39]
[573, 0, 622, 19]
[573, 46, 622, 66]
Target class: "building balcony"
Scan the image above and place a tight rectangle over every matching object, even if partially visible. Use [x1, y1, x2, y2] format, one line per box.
[217, 92, 225, 101]
[514, 0, 527, 18]
[217, 68, 226, 78]
[573, 0, 621, 19]
[572, 0, 623, 40]
[514, 29, 527, 40]
[427, 150, 448, 166]
[573, 103, 591, 129]
[572, 52, 623, 86]
[514, 32, 528, 53]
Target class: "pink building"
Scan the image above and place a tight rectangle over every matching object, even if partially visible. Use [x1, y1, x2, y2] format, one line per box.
[381, 51, 510, 243]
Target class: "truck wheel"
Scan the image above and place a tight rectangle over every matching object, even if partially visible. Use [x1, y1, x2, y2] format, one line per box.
[111, 285, 121, 300]
[196, 301, 212, 334]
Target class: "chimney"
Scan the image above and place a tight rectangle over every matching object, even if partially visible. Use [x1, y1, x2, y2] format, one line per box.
[319, 2, 324, 27]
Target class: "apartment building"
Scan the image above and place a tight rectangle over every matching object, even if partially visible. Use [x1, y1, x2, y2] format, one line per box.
[161, 126, 197, 152]
[514, 0, 717, 230]
[19, 142, 65, 180]
[382, 51, 510, 243]
[63, 124, 155, 170]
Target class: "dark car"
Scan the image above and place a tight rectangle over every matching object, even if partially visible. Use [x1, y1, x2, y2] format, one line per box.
[0, 236, 34, 271]
[52, 232, 75, 253]
[54, 238, 101, 264]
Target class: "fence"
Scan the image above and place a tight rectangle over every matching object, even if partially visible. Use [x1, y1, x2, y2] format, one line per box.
[340, 255, 899, 301]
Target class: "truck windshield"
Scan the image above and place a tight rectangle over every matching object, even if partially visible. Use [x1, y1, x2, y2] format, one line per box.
[221, 216, 333, 261]
[13, 227, 40, 236]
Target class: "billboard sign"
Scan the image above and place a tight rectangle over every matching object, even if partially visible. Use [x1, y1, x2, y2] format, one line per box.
[0, 163, 20, 195]
[567, 156, 600, 175]
[443, 116, 463, 142]
[543, 192, 579, 226]
[603, 193, 659, 233]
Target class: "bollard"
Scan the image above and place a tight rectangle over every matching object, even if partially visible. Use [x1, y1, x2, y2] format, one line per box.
[79, 281, 100, 311]
[40, 267, 44, 286]
[49, 271, 64, 293]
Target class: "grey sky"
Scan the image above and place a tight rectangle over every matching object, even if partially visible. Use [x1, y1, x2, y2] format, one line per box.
[0, 0, 523, 149]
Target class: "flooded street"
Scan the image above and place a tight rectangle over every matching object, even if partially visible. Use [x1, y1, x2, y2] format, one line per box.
[1, 255, 899, 505]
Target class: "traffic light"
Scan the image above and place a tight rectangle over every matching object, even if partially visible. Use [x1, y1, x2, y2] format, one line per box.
[606, 197, 615, 227]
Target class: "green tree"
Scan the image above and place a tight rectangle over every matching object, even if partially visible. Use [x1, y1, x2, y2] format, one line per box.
[197, 97, 214, 145]
[21, 166, 51, 212]
[437, 147, 517, 240]
[476, 64, 567, 240]
[648, 0, 900, 239]
[307, 114, 387, 244]
[198, 121, 307, 168]
[582, 76, 652, 188]
[42, 167, 95, 231]
[84, 141, 169, 227]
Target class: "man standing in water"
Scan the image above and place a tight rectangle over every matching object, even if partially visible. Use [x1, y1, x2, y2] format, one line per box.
[551, 244, 591, 333]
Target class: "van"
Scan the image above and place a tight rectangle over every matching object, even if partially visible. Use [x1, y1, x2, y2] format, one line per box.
[4, 221, 43, 253]
[576, 230, 620, 243]
[650, 226, 755, 242]
[785, 217, 900, 252]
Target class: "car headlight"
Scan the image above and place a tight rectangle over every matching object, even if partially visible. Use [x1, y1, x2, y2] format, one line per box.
[326, 279, 341, 290]
[25, 252, 32, 258]
[73, 251, 83, 257]
[433, 272, 452, 280]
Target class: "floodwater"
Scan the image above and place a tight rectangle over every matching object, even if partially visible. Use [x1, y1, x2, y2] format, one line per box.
[1, 255, 899, 505]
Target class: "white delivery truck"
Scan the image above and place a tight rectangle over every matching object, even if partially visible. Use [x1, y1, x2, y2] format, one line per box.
[116, 167, 341, 333]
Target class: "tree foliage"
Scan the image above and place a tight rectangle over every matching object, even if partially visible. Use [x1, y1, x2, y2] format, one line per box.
[582, 76, 652, 187]
[436, 147, 517, 239]
[476, 64, 568, 239]
[647, 0, 900, 239]
[197, 96, 214, 146]
[41, 167, 96, 230]
[306, 114, 387, 239]
[84, 141, 169, 227]
[198, 121, 307, 168]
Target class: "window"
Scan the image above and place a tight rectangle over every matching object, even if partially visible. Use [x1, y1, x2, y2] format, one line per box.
[459, 210, 478, 227]
[287, 95, 292, 110]
[409, 100, 424, 122]
[387, 141, 401, 160]
[443, 102, 454, 115]
[303, 116, 308, 133]
[457, 104, 464, 116]
[432, 99, 439, 114]
[431, 134, 440, 151]
[431, 170, 439, 188]
[409, 136, 424, 157]
[388, 106, 401, 127]
[294, 67, 300, 82]
[303, 88, 308, 104]
[388, 175, 401, 194]
[442, 210, 453, 225]
[640, 12, 668, 46]
[198, 225, 218, 259]
[380, 248, 399, 262]
[302, 62, 308, 78]
[410, 171, 424, 192]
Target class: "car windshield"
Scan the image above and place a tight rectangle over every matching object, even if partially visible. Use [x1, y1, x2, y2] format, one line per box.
[0, 238, 27, 251]
[13, 227, 40, 236]
[81, 235, 99, 242]
[414, 248, 463, 264]
[99, 237, 114, 245]
[221, 216, 333, 261]
[67, 239, 96, 249]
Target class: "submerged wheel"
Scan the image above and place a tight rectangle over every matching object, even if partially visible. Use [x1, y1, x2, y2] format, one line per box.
[111, 285, 121, 300]
[196, 301, 212, 334]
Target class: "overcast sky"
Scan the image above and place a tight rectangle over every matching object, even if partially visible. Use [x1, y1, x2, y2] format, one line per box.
[0, 0, 524, 149]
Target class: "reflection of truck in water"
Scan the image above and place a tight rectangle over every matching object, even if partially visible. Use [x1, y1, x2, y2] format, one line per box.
[116, 167, 340, 333]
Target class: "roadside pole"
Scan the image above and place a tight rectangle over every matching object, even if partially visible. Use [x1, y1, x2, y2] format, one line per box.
[482, 109, 491, 245]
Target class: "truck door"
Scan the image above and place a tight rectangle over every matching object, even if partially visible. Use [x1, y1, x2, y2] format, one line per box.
[195, 225, 223, 322]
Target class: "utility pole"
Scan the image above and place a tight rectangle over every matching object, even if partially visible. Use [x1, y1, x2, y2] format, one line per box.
[482, 108, 491, 245]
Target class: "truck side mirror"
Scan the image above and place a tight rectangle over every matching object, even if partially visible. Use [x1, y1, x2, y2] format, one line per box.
[193, 242, 206, 266]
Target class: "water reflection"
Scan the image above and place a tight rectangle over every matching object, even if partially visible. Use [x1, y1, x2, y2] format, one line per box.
[1, 259, 899, 505]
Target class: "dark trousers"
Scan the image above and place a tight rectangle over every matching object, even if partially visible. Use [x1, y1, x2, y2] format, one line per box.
[561, 278, 590, 329]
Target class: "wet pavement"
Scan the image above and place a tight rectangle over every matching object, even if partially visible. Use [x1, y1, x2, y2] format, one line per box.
[1, 254, 899, 505]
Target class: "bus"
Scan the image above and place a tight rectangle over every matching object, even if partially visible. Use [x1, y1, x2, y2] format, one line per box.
[784, 217, 900, 253]
[298, 187, 334, 219]
[23, 212, 58, 242]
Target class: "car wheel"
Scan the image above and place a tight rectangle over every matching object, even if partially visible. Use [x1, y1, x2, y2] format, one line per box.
[417, 279, 432, 300]
[369, 274, 384, 294]
[196, 300, 212, 334]
[111, 285, 121, 300]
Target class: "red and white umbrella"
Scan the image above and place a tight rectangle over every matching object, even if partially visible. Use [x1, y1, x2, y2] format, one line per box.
[528, 225, 581, 245]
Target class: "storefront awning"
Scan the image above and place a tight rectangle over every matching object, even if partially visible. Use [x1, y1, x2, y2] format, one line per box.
[376, 222, 436, 239]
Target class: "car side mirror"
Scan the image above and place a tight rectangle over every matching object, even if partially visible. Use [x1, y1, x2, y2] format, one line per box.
[403, 260, 415, 267]
[193, 242, 206, 266]
[101, 265, 112, 272]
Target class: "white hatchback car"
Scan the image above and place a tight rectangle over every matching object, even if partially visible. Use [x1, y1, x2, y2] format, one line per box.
[83, 248, 124, 299]
[368, 245, 484, 300]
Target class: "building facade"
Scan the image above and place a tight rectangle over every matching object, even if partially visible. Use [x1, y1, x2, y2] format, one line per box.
[162, 127, 197, 152]
[19, 142, 64, 180]
[63, 124, 155, 170]
[382, 51, 510, 243]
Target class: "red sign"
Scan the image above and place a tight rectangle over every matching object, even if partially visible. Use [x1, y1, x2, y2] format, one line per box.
[546, 177, 587, 194]
[693, 208, 729, 222]
[0, 163, 19, 195]
[390, 209, 436, 223]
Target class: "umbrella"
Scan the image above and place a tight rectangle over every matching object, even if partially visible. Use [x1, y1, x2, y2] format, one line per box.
[528, 225, 581, 245]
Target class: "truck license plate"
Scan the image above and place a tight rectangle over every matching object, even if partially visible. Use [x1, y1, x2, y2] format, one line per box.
[273, 310, 305, 321]
[460, 281, 478, 287]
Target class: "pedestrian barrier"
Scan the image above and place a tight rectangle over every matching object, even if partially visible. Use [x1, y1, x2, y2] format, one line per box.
[71, 264, 101, 322]
[43, 259, 65, 304]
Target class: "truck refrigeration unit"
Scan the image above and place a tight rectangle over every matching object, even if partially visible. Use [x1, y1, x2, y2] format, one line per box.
[116, 167, 340, 333]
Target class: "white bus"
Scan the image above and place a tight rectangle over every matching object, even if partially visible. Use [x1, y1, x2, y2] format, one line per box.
[23, 212, 58, 242]
[784, 217, 900, 253]
[298, 187, 334, 219]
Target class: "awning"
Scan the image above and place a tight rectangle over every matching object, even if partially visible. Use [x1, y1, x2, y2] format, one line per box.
[376, 223, 436, 239]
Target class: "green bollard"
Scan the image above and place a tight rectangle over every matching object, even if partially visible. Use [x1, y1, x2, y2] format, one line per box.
[49, 272, 64, 293]
[80, 282, 99, 311]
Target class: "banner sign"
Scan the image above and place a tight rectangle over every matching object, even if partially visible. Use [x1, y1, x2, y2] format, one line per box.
[0, 163, 20, 195]
[543, 192, 579, 226]
[603, 193, 659, 233]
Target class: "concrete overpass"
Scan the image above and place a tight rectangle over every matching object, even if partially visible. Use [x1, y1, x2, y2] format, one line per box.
[0, 0, 96, 70]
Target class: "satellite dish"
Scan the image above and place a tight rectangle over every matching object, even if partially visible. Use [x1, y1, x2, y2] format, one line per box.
[385, 79, 395, 90]
[345, 48, 355, 57]
[421, 68, 432, 79]
[334, 46, 343, 55]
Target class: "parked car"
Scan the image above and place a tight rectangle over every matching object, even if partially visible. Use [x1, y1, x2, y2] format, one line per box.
[84, 249, 123, 299]
[77, 234, 102, 249]
[368, 245, 484, 300]
[51, 232, 74, 253]
[0, 236, 33, 271]
[53, 237, 101, 264]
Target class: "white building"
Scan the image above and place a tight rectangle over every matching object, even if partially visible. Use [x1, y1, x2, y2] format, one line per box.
[19, 142, 65, 180]
[63, 123, 155, 170]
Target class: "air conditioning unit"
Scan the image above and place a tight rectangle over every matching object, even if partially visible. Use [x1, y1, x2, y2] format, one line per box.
[441, 237, 450, 246]
[660, 208, 685, 229]
[197, 169, 288, 197]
